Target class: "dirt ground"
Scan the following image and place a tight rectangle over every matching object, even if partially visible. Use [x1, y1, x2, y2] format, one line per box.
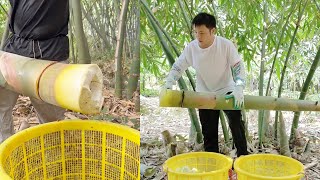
[140, 95, 320, 180]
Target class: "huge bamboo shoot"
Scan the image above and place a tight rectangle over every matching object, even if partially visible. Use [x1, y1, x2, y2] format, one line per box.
[0, 51, 103, 114]
[160, 89, 320, 111]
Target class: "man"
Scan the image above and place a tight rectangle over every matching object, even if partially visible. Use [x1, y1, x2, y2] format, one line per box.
[0, 0, 69, 143]
[165, 12, 248, 157]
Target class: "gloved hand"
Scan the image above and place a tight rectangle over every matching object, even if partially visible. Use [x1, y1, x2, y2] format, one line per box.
[225, 86, 244, 110]
[164, 80, 174, 89]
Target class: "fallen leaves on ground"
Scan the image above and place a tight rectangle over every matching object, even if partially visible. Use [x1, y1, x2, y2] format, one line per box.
[13, 87, 140, 132]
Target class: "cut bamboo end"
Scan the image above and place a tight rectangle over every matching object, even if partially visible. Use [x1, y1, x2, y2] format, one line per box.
[159, 89, 218, 109]
[159, 89, 182, 107]
[54, 64, 104, 114]
[78, 65, 104, 114]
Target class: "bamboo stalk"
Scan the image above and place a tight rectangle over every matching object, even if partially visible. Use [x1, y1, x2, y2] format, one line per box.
[127, 2, 140, 100]
[114, 0, 130, 98]
[258, 0, 268, 147]
[70, 0, 91, 64]
[220, 111, 231, 147]
[211, 1, 225, 37]
[269, 0, 299, 140]
[278, 0, 307, 99]
[0, 51, 103, 114]
[276, 0, 308, 139]
[290, 45, 320, 140]
[160, 89, 320, 111]
[242, 109, 249, 139]
[279, 112, 291, 157]
[313, 0, 320, 12]
[265, 0, 299, 95]
[177, 0, 191, 35]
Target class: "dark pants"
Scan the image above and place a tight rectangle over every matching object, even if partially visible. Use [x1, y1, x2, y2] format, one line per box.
[199, 109, 248, 157]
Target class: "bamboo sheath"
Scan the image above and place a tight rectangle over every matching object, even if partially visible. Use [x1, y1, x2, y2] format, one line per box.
[0, 51, 103, 114]
[159, 89, 320, 111]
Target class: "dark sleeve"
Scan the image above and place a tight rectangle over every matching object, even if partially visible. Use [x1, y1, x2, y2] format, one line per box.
[10, 0, 69, 39]
[3, 0, 69, 61]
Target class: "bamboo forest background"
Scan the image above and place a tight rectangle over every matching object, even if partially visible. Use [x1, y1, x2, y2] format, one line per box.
[141, 0, 320, 96]
[140, 0, 320, 157]
[140, 1, 320, 178]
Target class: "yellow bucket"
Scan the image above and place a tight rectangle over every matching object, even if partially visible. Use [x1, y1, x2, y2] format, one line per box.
[234, 154, 304, 180]
[0, 120, 140, 180]
[163, 152, 233, 180]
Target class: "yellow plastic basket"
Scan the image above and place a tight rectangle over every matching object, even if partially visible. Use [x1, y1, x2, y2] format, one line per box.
[234, 154, 304, 180]
[0, 120, 140, 180]
[163, 152, 233, 180]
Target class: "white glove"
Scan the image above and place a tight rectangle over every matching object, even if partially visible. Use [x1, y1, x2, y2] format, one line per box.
[164, 80, 174, 89]
[165, 72, 177, 89]
[226, 86, 244, 109]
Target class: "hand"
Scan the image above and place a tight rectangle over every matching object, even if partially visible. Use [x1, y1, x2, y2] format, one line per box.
[225, 86, 244, 109]
[164, 80, 174, 89]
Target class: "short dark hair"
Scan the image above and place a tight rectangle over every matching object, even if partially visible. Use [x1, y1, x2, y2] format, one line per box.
[192, 12, 216, 29]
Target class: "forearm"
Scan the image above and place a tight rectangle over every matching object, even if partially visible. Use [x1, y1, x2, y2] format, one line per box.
[166, 57, 190, 88]
[232, 60, 246, 87]
[167, 64, 184, 82]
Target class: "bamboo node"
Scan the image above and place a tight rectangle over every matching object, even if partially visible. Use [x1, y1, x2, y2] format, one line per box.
[180, 91, 185, 107]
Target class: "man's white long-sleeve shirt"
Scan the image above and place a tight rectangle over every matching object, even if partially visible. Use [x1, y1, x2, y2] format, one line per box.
[167, 35, 245, 95]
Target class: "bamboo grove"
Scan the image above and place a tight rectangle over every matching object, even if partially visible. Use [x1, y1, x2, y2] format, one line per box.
[141, 0, 320, 156]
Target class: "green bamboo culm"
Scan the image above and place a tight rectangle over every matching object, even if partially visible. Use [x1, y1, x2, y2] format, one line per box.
[211, 1, 225, 37]
[220, 111, 231, 147]
[176, 0, 196, 90]
[126, 1, 140, 100]
[275, 0, 308, 140]
[258, 0, 268, 147]
[265, 0, 299, 96]
[290, 45, 320, 141]
[242, 110, 249, 139]
[279, 112, 291, 157]
[265, 0, 299, 139]
[177, 0, 192, 37]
